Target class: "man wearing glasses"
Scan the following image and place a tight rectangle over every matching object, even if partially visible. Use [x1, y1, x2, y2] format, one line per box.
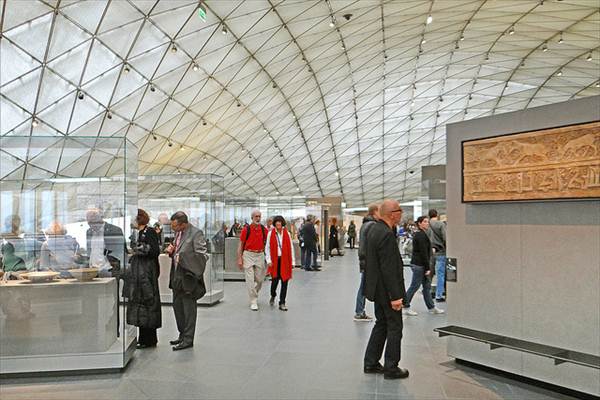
[363, 199, 409, 380]
[237, 210, 268, 311]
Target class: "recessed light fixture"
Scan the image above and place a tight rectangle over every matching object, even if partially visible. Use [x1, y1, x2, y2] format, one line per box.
[426, 14, 433, 24]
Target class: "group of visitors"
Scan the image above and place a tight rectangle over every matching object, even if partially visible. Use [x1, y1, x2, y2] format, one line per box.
[328, 218, 357, 256]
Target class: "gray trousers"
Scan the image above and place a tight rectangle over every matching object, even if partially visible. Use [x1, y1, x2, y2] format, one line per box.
[172, 290, 197, 345]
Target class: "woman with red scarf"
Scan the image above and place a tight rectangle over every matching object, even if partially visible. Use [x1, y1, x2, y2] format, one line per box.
[266, 215, 295, 311]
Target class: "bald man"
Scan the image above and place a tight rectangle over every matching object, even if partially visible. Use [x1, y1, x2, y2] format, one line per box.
[363, 199, 409, 380]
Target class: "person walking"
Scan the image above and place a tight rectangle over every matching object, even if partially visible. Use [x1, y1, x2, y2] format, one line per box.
[347, 221, 357, 249]
[427, 209, 447, 302]
[237, 209, 267, 311]
[363, 199, 409, 379]
[166, 211, 208, 350]
[266, 216, 295, 311]
[354, 204, 379, 321]
[125, 209, 161, 349]
[299, 215, 319, 271]
[403, 216, 444, 316]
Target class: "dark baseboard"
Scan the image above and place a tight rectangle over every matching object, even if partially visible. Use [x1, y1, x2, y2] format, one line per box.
[455, 358, 599, 400]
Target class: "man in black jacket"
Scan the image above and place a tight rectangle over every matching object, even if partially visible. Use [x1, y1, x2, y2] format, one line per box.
[354, 203, 379, 321]
[299, 215, 320, 271]
[86, 208, 126, 277]
[363, 199, 408, 380]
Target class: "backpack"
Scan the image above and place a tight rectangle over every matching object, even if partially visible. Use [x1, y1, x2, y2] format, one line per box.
[242, 224, 267, 246]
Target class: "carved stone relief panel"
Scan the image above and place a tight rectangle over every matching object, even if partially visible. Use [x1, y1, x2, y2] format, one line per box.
[462, 121, 600, 202]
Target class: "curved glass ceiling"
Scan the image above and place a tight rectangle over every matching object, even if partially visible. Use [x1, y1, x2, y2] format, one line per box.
[1, 0, 599, 206]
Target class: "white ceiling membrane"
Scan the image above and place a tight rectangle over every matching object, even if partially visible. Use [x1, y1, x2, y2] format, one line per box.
[1, 0, 599, 206]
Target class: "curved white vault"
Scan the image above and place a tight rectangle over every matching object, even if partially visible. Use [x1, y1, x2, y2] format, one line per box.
[1, 0, 599, 206]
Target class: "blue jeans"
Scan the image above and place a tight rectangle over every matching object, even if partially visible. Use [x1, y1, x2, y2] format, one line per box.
[435, 255, 446, 299]
[355, 272, 366, 315]
[304, 246, 317, 270]
[404, 264, 435, 310]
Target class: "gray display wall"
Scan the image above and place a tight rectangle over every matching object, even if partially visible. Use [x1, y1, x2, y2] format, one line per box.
[445, 95, 600, 396]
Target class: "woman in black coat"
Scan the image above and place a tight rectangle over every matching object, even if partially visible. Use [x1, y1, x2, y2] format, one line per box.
[403, 216, 444, 316]
[329, 218, 339, 256]
[126, 209, 162, 348]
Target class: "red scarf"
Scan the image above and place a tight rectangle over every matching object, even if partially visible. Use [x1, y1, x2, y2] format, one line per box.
[268, 228, 293, 282]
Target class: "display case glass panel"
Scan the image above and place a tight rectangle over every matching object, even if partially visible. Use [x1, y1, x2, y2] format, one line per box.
[0, 136, 137, 374]
[138, 174, 224, 305]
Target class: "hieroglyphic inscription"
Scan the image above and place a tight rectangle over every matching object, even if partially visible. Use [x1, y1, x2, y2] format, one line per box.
[462, 122, 600, 202]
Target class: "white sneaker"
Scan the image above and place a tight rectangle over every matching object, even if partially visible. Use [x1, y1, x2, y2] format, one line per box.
[403, 309, 418, 316]
[428, 307, 444, 314]
[250, 303, 258, 311]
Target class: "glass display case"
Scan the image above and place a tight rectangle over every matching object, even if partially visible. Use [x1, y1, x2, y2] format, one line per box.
[0, 136, 137, 374]
[138, 174, 224, 305]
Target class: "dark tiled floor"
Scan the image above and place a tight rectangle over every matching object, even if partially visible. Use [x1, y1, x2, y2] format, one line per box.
[0, 250, 578, 399]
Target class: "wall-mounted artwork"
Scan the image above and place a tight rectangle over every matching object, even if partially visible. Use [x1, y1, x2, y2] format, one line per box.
[462, 121, 600, 202]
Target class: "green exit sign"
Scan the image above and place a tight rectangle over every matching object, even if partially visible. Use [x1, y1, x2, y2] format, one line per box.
[198, 4, 207, 21]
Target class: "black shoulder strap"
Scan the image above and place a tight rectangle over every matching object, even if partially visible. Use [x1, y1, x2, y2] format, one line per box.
[241, 224, 250, 244]
[261, 225, 267, 243]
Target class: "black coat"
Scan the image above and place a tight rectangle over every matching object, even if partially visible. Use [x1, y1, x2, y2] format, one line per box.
[124, 227, 161, 329]
[300, 222, 318, 248]
[329, 225, 339, 251]
[410, 230, 432, 271]
[363, 220, 406, 304]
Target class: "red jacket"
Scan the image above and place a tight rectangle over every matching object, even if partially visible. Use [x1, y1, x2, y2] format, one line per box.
[267, 229, 293, 282]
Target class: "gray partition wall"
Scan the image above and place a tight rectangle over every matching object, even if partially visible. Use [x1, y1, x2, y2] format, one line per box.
[444, 96, 600, 396]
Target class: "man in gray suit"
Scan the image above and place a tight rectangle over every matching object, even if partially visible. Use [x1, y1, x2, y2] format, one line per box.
[166, 211, 207, 351]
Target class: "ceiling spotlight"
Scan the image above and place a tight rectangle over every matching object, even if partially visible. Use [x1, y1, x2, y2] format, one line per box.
[77, 91, 84, 100]
[221, 26, 228, 35]
[202, 154, 207, 160]
[455, 43, 459, 50]
[557, 69, 563, 76]
[426, 14, 433, 24]
[343, 14, 352, 21]
[539, 0, 544, 5]
[152, 134, 157, 140]
[237, 102, 241, 107]
[521, 60, 526, 67]
[469, 94, 473, 100]
[32, 118, 39, 127]
[106, 111, 113, 119]
[192, 64, 199, 71]
[596, 82, 600, 88]
[485, 53, 490, 61]
[439, 96, 444, 102]
[409, 114, 414, 121]
[272, 82, 277, 88]
[279, 153, 283, 158]
[542, 43, 548, 52]
[231, 172, 234, 176]
[587, 53, 593, 61]
[296, 187, 300, 192]
[202, 120, 207, 126]
[509, 26, 515, 35]
[558, 33, 564, 44]
[123, 65, 130, 74]
[464, 109, 468, 115]
[341, 44, 345, 50]
[168, 141, 173, 147]
[150, 85, 156, 92]
[171, 44, 177, 53]
[180, 145, 185, 151]
[421, 39, 427, 45]
[335, 171, 339, 176]
[460, 34, 465, 41]
[329, 20, 335, 28]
